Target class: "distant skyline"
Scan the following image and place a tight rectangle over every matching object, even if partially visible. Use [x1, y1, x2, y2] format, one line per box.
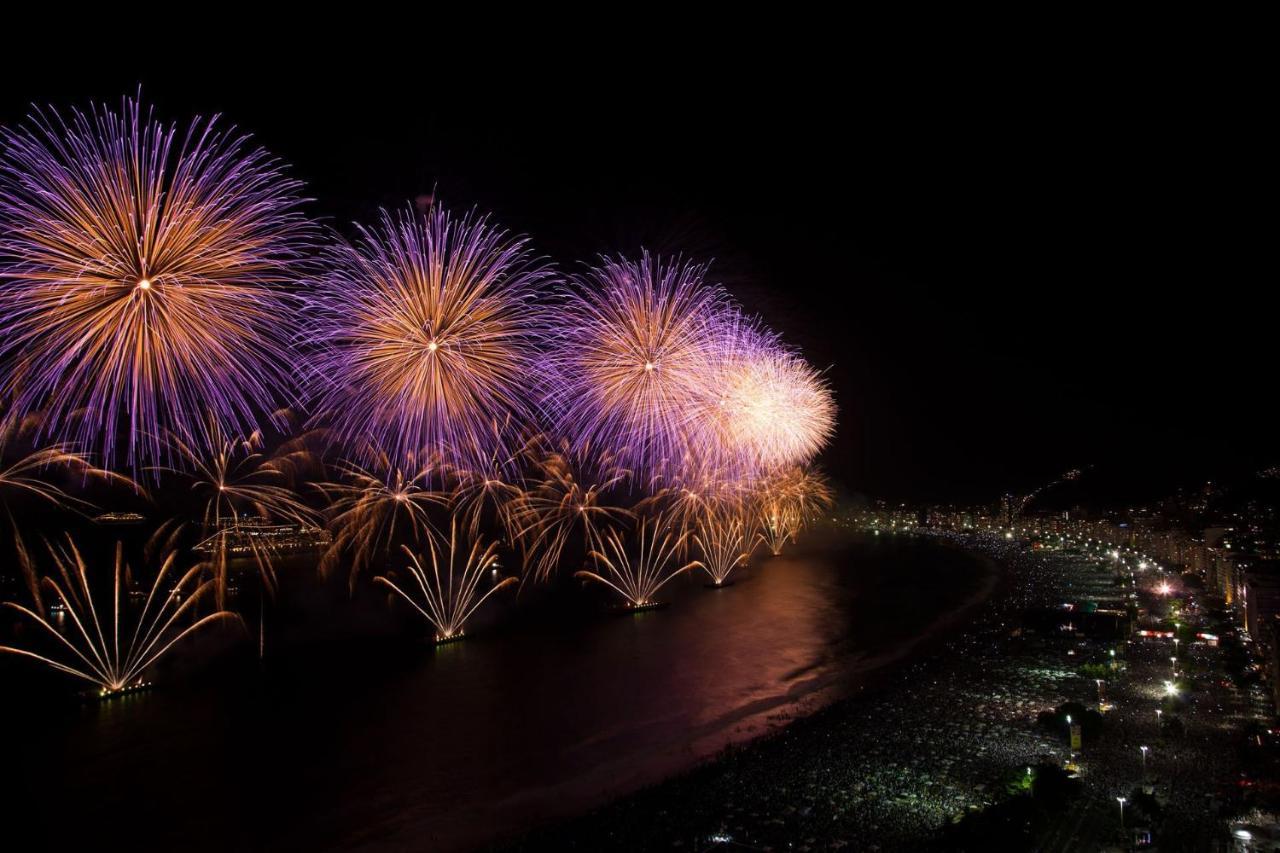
[1, 58, 1263, 503]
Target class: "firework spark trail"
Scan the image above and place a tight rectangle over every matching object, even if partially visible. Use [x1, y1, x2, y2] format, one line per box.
[303, 207, 552, 475]
[317, 452, 448, 592]
[0, 534, 240, 693]
[754, 464, 834, 555]
[1, 444, 124, 512]
[507, 445, 632, 583]
[448, 463, 523, 544]
[576, 514, 701, 608]
[0, 97, 313, 471]
[693, 506, 751, 586]
[157, 421, 317, 531]
[1, 412, 141, 541]
[375, 519, 516, 641]
[546, 253, 730, 485]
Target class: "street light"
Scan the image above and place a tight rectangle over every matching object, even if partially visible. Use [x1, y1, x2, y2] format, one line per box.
[1140, 745, 1149, 776]
[1117, 796, 1127, 829]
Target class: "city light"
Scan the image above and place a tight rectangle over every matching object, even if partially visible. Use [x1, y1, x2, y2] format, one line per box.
[0, 76, 1269, 853]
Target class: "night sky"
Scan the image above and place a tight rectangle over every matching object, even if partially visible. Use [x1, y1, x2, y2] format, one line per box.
[1, 56, 1263, 504]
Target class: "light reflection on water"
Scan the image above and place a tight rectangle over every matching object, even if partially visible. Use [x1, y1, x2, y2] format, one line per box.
[2, 532, 988, 852]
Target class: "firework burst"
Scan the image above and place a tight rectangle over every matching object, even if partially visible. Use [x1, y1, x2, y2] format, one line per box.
[754, 465, 834, 555]
[0, 534, 240, 695]
[375, 520, 516, 642]
[448, 463, 523, 544]
[701, 315, 835, 477]
[507, 446, 631, 583]
[317, 452, 447, 592]
[639, 455, 749, 538]
[158, 422, 319, 602]
[158, 422, 316, 531]
[576, 514, 701, 608]
[0, 97, 313, 470]
[303, 207, 552, 474]
[547, 253, 728, 483]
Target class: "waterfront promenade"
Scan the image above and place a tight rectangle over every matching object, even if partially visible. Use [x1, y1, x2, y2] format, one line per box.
[509, 529, 1271, 851]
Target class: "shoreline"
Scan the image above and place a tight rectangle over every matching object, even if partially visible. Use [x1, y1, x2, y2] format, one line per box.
[497, 532, 1010, 850]
[502, 529, 1264, 851]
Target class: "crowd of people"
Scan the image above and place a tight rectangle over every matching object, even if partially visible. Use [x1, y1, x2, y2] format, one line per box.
[509, 528, 1273, 851]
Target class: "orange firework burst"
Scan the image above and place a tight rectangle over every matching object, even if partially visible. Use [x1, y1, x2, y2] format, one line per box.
[507, 445, 632, 583]
[317, 452, 448, 592]
[158, 422, 319, 602]
[304, 206, 552, 474]
[640, 454, 748, 528]
[753, 464, 834, 556]
[158, 422, 317, 531]
[0, 97, 314, 470]
[448, 463, 523, 544]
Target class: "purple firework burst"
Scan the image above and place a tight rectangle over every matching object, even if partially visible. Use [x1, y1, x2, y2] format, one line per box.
[545, 253, 731, 485]
[301, 206, 553, 476]
[0, 96, 313, 470]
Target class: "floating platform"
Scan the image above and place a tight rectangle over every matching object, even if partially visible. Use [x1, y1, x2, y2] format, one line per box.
[85, 680, 153, 702]
[704, 579, 737, 589]
[608, 600, 669, 615]
[92, 512, 146, 526]
[433, 631, 467, 646]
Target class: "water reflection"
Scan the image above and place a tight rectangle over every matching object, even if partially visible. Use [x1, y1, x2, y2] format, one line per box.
[2, 532, 988, 852]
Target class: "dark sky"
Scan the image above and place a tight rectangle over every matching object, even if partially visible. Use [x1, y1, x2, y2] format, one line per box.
[0, 55, 1265, 504]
